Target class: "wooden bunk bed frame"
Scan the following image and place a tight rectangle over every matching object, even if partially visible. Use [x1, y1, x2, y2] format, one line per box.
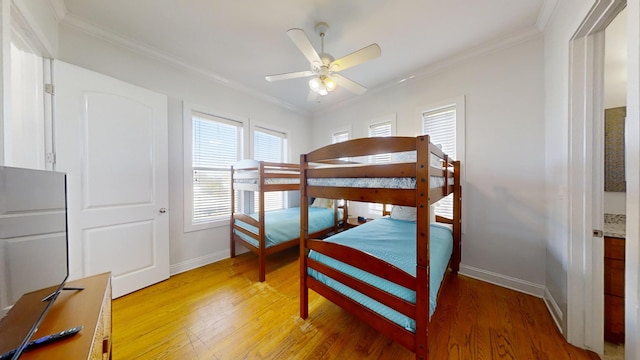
[230, 160, 345, 282]
[299, 136, 461, 360]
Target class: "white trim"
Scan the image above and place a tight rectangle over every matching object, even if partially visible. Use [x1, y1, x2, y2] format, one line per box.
[330, 126, 352, 144]
[566, 0, 625, 353]
[459, 265, 546, 298]
[59, 14, 309, 116]
[249, 120, 290, 162]
[544, 286, 564, 333]
[364, 114, 396, 217]
[365, 113, 397, 137]
[47, 0, 68, 22]
[10, 1, 54, 57]
[182, 101, 249, 233]
[536, 0, 559, 31]
[625, 1, 639, 358]
[417, 95, 466, 164]
[170, 249, 229, 276]
[315, 27, 541, 117]
[417, 95, 466, 232]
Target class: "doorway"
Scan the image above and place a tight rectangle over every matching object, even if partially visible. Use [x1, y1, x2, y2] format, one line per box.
[567, 0, 627, 357]
[602, 9, 627, 357]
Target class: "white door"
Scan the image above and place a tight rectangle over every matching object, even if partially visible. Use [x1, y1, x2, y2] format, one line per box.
[53, 61, 169, 298]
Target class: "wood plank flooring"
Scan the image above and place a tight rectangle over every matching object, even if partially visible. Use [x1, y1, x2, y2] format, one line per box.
[112, 248, 600, 359]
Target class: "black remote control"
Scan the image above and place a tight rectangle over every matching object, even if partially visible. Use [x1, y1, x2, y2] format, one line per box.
[0, 326, 83, 359]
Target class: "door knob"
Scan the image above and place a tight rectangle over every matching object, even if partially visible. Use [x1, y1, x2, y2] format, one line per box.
[159, 208, 167, 214]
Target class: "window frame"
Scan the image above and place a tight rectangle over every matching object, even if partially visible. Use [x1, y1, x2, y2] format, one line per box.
[251, 123, 289, 212]
[183, 102, 249, 232]
[331, 127, 351, 144]
[417, 95, 466, 219]
[366, 114, 397, 216]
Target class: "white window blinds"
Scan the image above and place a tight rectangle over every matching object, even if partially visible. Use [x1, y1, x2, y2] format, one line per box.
[192, 112, 243, 224]
[332, 130, 349, 144]
[254, 127, 287, 212]
[368, 121, 392, 214]
[422, 105, 456, 218]
[368, 122, 392, 164]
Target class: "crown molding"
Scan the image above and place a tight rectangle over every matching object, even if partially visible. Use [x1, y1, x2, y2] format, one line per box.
[536, 0, 559, 31]
[48, 0, 68, 22]
[314, 26, 542, 117]
[58, 14, 310, 117]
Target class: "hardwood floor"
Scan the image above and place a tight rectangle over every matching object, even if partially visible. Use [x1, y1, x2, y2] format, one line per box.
[112, 248, 600, 359]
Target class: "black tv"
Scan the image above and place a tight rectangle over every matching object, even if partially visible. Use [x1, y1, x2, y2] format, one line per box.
[0, 166, 69, 359]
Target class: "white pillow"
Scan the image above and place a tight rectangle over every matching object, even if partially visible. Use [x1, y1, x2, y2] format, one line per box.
[311, 198, 333, 208]
[390, 206, 417, 221]
[430, 205, 437, 223]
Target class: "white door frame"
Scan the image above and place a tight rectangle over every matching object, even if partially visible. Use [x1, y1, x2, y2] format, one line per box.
[624, 1, 640, 358]
[567, 0, 626, 354]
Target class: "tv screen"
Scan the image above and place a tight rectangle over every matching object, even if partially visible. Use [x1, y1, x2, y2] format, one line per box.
[0, 166, 69, 359]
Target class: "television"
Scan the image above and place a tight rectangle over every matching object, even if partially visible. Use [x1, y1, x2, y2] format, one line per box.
[0, 166, 69, 359]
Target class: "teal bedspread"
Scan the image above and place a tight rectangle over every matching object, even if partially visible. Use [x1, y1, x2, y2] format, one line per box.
[307, 217, 453, 332]
[234, 207, 336, 248]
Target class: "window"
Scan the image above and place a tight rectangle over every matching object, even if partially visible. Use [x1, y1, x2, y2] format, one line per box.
[420, 96, 465, 218]
[253, 127, 287, 212]
[368, 121, 392, 164]
[184, 105, 246, 231]
[367, 119, 394, 215]
[332, 130, 349, 144]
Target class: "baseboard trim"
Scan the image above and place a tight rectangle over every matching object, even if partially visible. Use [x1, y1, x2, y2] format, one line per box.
[459, 264, 546, 298]
[170, 249, 229, 276]
[543, 287, 564, 334]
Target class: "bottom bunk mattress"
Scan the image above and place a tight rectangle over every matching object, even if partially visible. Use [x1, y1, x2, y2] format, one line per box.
[234, 207, 339, 248]
[307, 217, 453, 333]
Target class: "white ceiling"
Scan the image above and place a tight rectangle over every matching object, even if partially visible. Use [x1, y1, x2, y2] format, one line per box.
[58, 0, 546, 114]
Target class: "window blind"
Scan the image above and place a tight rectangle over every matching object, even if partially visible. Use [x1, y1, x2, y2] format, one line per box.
[254, 127, 286, 212]
[368, 121, 392, 213]
[192, 112, 243, 224]
[422, 106, 456, 218]
[332, 130, 349, 144]
[368, 122, 392, 164]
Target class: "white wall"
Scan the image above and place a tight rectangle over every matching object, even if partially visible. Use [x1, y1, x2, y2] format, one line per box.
[311, 35, 547, 293]
[56, 24, 312, 274]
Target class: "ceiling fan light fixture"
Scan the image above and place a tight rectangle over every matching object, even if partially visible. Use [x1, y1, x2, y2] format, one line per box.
[308, 77, 322, 91]
[324, 76, 336, 91]
[267, 21, 381, 100]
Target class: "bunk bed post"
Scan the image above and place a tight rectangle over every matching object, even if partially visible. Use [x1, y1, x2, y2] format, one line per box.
[415, 135, 430, 360]
[452, 160, 462, 273]
[299, 154, 309, 319]
[230, 166, 236, 258]
[258, 162, 266, 282]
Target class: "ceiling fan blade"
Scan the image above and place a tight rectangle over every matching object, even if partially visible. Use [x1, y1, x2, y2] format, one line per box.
[331, 43, 381, 72]
[332, 74, 367, 95]
[287, 28, 322, 64]
[265, 70, 314, 82]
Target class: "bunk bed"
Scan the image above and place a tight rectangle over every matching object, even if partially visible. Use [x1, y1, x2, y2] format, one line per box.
[230, 160, 345, 282]
[299, 136, 461, 360]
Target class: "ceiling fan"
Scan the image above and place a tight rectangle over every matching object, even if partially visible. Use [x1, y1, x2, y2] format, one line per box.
[265, 22, 381, 100]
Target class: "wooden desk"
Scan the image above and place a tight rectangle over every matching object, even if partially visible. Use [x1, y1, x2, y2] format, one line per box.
[0, 273, 112, 359]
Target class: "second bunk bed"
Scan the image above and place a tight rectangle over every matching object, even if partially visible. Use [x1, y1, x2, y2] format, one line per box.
[230, 160, 345, 281]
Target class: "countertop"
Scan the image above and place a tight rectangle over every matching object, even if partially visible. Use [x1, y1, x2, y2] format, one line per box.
[604, 213, 625, 238]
